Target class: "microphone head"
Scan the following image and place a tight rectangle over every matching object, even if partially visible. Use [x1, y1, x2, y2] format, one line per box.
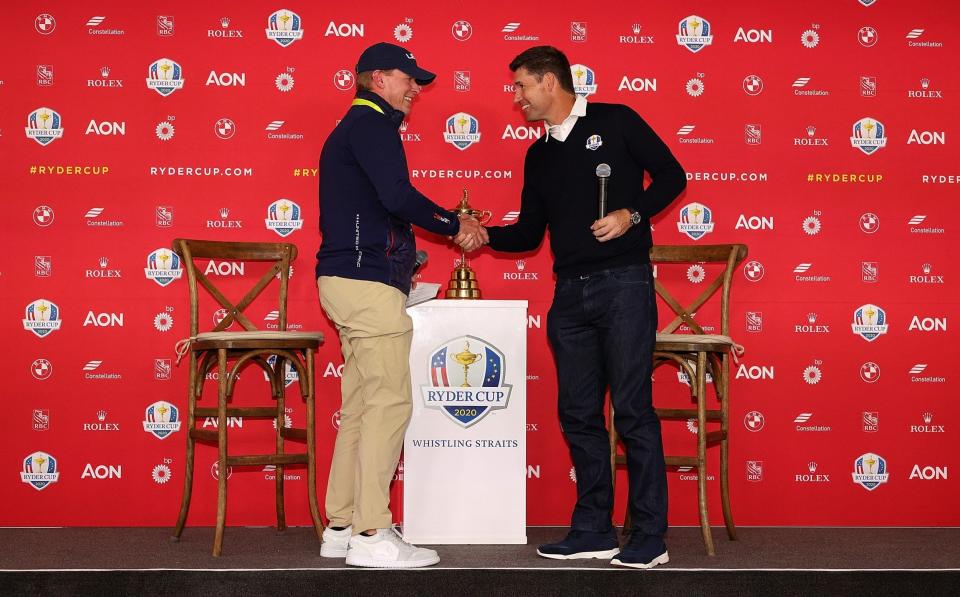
[414, 250, 429, 267]
[596, 163, 611, 178]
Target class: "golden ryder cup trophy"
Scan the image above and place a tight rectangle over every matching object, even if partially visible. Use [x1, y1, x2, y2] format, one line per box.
[452, 340, 482, 386]
[446, 189, 491, 299]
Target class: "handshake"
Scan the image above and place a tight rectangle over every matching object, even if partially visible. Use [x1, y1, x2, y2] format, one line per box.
[453, 214, 489, 252]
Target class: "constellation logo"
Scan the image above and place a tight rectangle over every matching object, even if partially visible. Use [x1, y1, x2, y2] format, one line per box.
[860, 362, 880, 383]
[443, 113, 481, 150]
[793, 76, 829, 96]
[620, 23, 654, 44]
[144, 248, 183, 287]
[794, 263, 831, 283]
[266, 10, 304, 47]
[743, 260, 764, 282]
[906, 29, 943, 48]
[677, 203, 714, 240]
[676, 15, 713, 53]
[25, 107, 64, 146]
[143, 401, 180, 439]
[21, 452, 59, 491]
[420, 336, 512, 428]
[86, 15, 125, 36]
[570, 64, 597, 97]
[909, 363, 944, 384]
[862, 411, 879, 432]
[907, 214, 944, 234]
[795, 412, 830, 432]
[744, 411, 765, 432]
[852, 453, 888, 491]
[266, 120, 304, 141]
[746, 311, 762, 333]
[265, 199, 303, 237]
[851, 304, 888, 341]
[146, 59, 185, 96]
[23, 299, 62, 338]
[746, 461, 763, 482]
[501, 22, 539, 42]
[796, 461, 830, 483]
[676, 124, 714, 144]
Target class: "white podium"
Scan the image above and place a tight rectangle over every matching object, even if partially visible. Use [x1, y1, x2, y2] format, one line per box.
[402, 299, 528, 544]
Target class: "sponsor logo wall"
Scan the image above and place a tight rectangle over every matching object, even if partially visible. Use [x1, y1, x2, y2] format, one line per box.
[4, 1, 954, 527]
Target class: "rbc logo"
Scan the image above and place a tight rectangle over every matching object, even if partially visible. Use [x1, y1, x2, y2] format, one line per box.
[851, 304, 889, 342]
[850, 117, 887, 155]
[21, 451, 60, 491]
[25, 107, 64, 146]
[265, 199, 304, 237]
[266, 10, 304, 47]
[677, 202, 715, 240]
[421, 336, 512, 428]
[143, 401, 182, 439]
[146, 59, 185, 96]
[23, 299, 62, 338]
[570, 64, 597, 97]
[676, 15, 713, 53]
[144, 248, 183, 287]
[443, 113, 481, 151]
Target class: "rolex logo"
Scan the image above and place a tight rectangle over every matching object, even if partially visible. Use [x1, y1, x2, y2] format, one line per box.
[921, 78, 930, 89]
[923, 412, 933, 424]
[806, 125, 816, 137]
[516, 259, 526, 271]
[100, 66, 110, 78]
[220, 17, 230, 28]
[808, 461, 818, 473]
[807, 312, 817, 324]
[922, 263, 932, 274]
[399, 120, 409, 132]
[219, 207, 230, 219]
[98, 256, 109, 268]
[97, 409, 107, 421]
[632, 24, 641, 34]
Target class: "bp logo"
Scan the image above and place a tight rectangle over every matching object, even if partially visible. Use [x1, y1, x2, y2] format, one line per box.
[421, 336, 512, 428]
[23, 299, 62, 338]
[570, 64, 597, 97]
[677, 202, 715, 240]
[850, 117, 887, 155]
[852, 452, 889, 491]
[143, 401, 181, 439]
[144, 248, 183, 287]
[676, 15, 713, 53]
[266, 10, 304, 47]
[265, 199, 304, 237]
[146, 58, 185, 96]
[21, 451, 59, 491]
[25, 107, 64, 146]
[443, 112, 481, 150]
[851, 304, 888, 341]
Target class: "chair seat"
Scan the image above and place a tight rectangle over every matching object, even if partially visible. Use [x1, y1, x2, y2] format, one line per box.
[655, 333, 735, 353]
[192, 330, 323, 351]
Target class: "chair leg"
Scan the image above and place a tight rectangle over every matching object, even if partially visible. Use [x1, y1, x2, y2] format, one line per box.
[696, 352, 715, 556]
[213, 350, 228, 557]
[305, 349, 324, 540]
[718, 355, 737, 541]
[275, 357, 287, 532]
[172, 354, 199, 541]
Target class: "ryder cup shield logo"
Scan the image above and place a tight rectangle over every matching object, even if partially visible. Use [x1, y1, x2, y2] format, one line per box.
[570, 64, 597, 97]
[851, 304, 888, 341]
[21, 452, 59, 491]
[23, 299, 62, 338]
[266, 10, 304, 47]
[677, 202, 715, 240]
[850, 117, 887, 155]
[421, 336, 512, 428]
[143, 401, 181, 439]
[25, 107, 64, 146]
[265, 199, 303, 236]
[852, 452, 889, 491]
[144, 249, 183, 286]
[676, 15, 713, 53]
[443, 113, 481, 150]
[146, 59, 185, 96]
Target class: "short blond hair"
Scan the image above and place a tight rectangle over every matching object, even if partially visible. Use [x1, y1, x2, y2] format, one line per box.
[355, 69, 396, 94]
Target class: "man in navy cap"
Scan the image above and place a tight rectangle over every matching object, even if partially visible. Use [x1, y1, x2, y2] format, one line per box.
[316, 43, 484, 568]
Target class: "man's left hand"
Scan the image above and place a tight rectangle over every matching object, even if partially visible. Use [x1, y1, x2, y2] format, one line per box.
[591, 208, 633, 242]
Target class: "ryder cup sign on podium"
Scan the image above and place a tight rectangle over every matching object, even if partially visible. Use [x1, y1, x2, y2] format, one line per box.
[403, 300, 528, 544]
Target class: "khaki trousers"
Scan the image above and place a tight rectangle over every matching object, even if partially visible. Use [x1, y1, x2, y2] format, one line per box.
[318, 276, 413, 533]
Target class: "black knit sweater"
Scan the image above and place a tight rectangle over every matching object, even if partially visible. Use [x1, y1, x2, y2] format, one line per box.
[486, 102, 686, 278]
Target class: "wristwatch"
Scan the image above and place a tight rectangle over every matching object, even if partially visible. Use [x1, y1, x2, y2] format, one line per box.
[629, 210, 642, 226]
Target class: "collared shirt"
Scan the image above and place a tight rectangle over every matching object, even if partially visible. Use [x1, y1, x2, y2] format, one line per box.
[544, 95, 588, 143]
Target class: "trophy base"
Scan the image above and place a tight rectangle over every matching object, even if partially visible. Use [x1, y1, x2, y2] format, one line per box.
[445, 287, 481, 299]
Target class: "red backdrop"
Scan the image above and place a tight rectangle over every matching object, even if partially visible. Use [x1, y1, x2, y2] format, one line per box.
[3, 0, 956, 528]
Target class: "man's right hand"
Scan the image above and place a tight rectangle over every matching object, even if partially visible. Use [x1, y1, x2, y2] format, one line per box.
[454, 216, 488, 252]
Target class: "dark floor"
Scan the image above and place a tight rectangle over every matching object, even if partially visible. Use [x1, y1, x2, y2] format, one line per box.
[1, 526, 957, 570]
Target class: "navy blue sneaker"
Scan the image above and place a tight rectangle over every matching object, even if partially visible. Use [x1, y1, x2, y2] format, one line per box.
[611, 534, 669, 569]
[537, 529, 620, 560]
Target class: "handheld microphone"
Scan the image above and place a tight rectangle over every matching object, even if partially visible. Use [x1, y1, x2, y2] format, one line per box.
[411, 250, 429, 278]
[596, 163, 611, 219]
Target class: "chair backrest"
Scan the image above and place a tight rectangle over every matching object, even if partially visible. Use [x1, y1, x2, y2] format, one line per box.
[649, 244, 748, 337]
[173, 239, 297, 336]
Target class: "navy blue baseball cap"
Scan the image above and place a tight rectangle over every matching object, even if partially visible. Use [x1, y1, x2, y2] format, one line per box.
[356, 42, 436, 85]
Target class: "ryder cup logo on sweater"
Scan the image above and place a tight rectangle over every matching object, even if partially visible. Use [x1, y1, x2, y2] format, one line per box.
[851, 304, 888, 341]
[677, 203, 715, 240]
[146, 59, 185, 96]
[266, 10, 304, 47]
[23, 299, 62, 338]
[676, 16, 713, 53]
[443, 113, 481, 150]
[265, 199, 303, 236]
[25, 107, 64, 146]
[21, 452, 59, 491]
[143, 401, 181, 439]
[144, 249, 183, 286]
[570, 64, 597, 97]
[850, 117, 887, 155]
[422, 336, 512, 428]
[852, 452, 889, 491]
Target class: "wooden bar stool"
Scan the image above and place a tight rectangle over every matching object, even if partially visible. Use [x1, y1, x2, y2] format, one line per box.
[169, 239, 324, 556]
[610, 244, 747, 555]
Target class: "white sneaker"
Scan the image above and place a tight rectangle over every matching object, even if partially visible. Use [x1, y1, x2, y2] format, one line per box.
[320, 525, 352, 558]
[345, 527, 440, 568]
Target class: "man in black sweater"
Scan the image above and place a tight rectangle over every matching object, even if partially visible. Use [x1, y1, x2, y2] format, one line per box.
[459, 46, 686, 568]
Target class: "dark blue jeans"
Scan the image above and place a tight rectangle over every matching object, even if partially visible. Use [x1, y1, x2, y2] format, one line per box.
[547, 263, 667, 537]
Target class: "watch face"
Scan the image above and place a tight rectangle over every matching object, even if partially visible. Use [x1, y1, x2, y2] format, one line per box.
[630, 211, 641, 225]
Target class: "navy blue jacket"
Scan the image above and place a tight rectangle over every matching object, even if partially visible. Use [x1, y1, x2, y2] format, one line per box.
[316, 92, 459, 295]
